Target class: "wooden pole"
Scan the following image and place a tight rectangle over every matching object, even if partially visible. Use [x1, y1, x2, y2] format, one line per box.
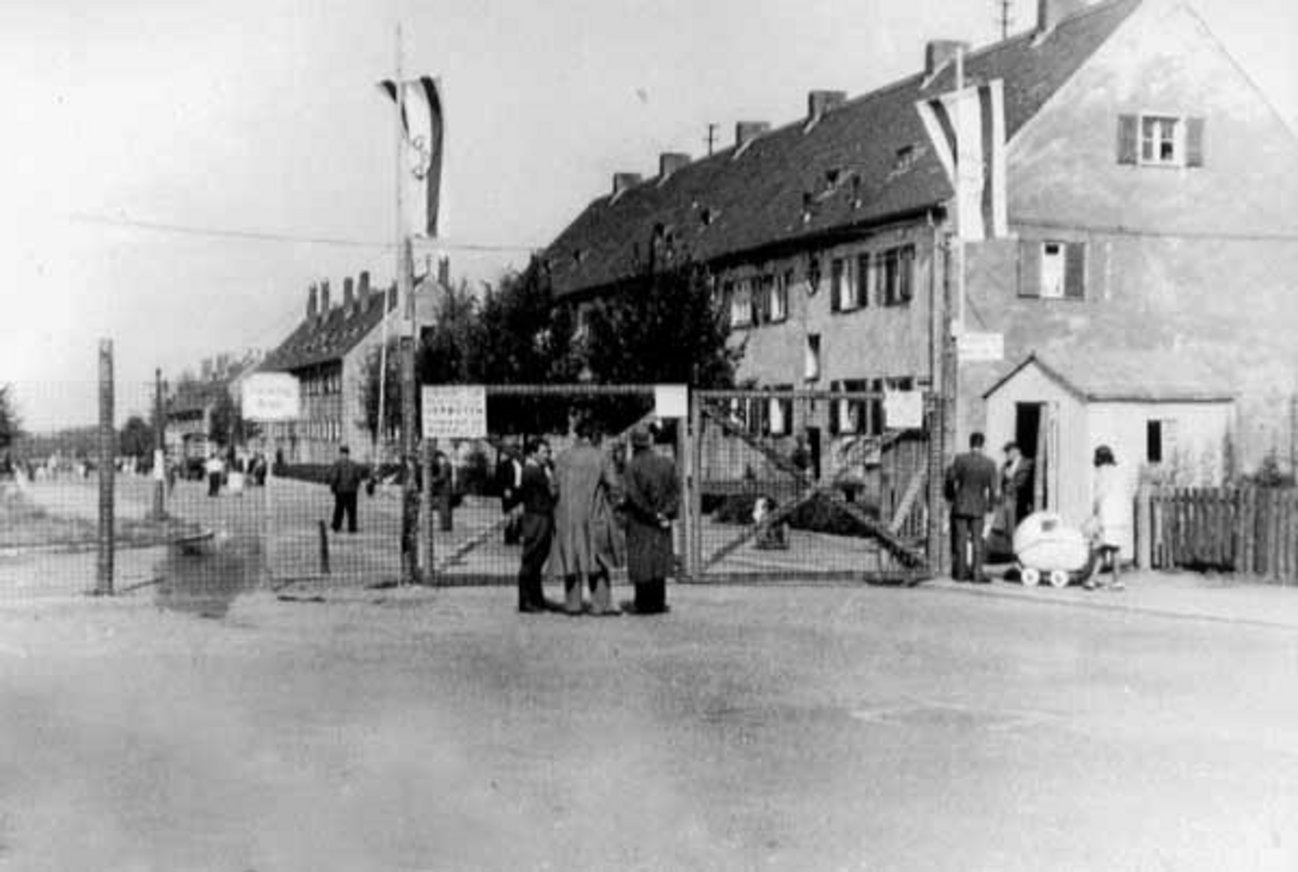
[420, 438, 436, 584]
[96, 339, 114, 596]
[152, 367, 166, 521]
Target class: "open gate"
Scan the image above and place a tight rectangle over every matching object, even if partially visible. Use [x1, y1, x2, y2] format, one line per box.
[683, 388, 936, 584]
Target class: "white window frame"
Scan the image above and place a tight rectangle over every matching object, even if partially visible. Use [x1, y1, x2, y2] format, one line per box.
[1139, 114, 1184, 167]
[768, 274, 788, 323]
[804, 334, 821, 382]
[1040, 241, 1067, 299]
[729, 280, 753, 328]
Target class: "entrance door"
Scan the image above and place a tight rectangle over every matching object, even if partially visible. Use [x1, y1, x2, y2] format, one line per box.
[1015, 402, 1046, 512]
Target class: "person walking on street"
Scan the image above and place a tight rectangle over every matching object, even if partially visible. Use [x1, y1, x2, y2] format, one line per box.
[549, 420, 624, 616]
[622, 426, 680, 615]
[205, 451, 225, 498]
[945, 431, 999, 583]
[1086, 444, 1131, 591]
[328, 445, 364, 534]
[516, 437, 558, 614]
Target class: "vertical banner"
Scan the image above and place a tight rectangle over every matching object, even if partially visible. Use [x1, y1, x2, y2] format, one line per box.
[379, 75, 445, 237]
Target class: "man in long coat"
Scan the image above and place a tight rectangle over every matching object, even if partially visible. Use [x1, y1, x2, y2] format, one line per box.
[622, 426, 679, 615]
[516, 437, 557, 613]
[945, 431, 999, 583]
[549, 422, 623, 616]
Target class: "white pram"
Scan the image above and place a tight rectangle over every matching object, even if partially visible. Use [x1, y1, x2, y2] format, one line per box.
[1012, 511, 1098, 588]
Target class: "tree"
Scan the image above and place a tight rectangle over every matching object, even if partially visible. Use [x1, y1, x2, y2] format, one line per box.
[208, 389, 257, 447]
[417, 278, 479, 385]
[0, 385, 21, 452]
[119, 415, 154, 458]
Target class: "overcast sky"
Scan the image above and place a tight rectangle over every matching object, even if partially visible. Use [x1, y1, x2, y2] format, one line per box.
[2, 0, 1295, 429]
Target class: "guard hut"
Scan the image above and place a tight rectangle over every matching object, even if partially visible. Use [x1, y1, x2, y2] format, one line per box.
[982, 351, 1236, 559]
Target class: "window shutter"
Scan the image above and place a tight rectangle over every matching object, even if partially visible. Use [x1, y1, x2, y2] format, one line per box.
[1018, 240, 1043, 298]
[856, 254, 870, 307]
[1064, 242, 1086, 300]
[1186, 117, 1205, 168]
[1117, 115, 1138, 164]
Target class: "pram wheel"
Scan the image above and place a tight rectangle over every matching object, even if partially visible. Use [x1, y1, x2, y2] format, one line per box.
[1021, 567, 1041, 587]
[1048, 569, 1070, 589]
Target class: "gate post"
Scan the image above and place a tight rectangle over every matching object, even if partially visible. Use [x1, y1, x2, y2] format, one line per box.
[687, 390, 703, 579]
[925, 391, 947, 577]
[96, 339, 115, 596]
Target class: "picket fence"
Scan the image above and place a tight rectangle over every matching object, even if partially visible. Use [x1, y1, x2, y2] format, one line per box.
[1138, 487, 1298, 584]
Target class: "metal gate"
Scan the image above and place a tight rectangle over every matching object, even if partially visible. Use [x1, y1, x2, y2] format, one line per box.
[683, 388, 935, 584]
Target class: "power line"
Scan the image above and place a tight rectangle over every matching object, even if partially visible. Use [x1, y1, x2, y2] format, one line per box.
[64, 211, 542, 253]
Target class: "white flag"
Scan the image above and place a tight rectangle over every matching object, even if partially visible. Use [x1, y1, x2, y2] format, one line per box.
[379, 75, 444, 237]
[915, 79, 1007, 240]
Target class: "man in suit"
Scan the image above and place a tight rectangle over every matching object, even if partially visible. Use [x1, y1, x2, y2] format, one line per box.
[622, 426, 680, 615]
[516, 437, 557, 613]
[946, 431, 999, 583]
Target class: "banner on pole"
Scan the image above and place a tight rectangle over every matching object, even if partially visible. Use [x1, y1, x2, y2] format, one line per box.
[379, 75, 445, 238]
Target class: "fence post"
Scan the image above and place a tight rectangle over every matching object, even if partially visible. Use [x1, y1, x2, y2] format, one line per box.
[926, 392, 945, 577]
[1135, 485, 1152, 570]
[318, 519, 330, 576]
[1241, 487, 1256, 577]
[152, 367, 166, 521]
[688, 391, 703, 580]
[96, 339, 115, 596]
[420, 438, 435, 584]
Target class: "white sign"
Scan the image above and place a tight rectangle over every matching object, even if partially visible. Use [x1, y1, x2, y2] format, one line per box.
[654, 384, 689, 419]
[884, 390, 925, 430]
[242, 373, 300, 421]
[422, 385, 487, 439]
[957, 331, 1004, 363]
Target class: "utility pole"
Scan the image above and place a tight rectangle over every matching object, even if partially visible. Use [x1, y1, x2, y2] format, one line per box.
[996, 0, 1014, 39]
[705, 123, 718, 156]
[152, 367, 165, 521]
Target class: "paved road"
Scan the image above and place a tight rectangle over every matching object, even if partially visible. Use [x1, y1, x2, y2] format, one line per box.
[0, 582, 1295, 871]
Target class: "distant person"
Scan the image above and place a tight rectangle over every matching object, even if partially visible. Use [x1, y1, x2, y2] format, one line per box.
[1086, 445, 1131, 591]
[999, 441, 1035, 533]
[328, 445, 364, 534]
[430, 449, 454, 532]
[496, 440, 525, 545]
[945, 431, 998, 583]
[622, 426, 680, 615]
[549, 420, 624, 616]
[205, 452, 225, 497]
[516, 438, 557, 614]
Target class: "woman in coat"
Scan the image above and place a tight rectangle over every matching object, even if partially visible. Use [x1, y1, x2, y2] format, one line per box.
[548, 421, 624, 616]
[1087, 444, 1131, 590]
[622, 426, 679, 615]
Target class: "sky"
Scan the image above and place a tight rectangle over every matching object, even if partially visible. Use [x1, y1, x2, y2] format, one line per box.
[2, 0, 1296, 430]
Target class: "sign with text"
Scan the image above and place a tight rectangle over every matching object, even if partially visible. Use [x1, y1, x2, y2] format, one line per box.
[884, 390, 925, 430]
[241, 373, 300, 421]
[956, 331, 1004, 363]
[654, 384, 689, 419]
[421, 385, 487, 439]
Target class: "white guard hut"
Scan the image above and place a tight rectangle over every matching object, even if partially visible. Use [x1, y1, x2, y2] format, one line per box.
[983, 351, 1236, 559]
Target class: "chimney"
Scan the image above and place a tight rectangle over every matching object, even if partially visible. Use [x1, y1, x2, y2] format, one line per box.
[658, 152, 690, 179]
[343, 277, 355, 314]
[1037, 0, 1090, 32]
[358, 271, 371, 308]
[307, 283, 318, 320]
[318, 280, 331, 319]
[612, 172, 642, 197]
[734, 121, 770, 150]
[925, 41, 969, 76]
[807, 91, 846, 122]
[437, 256, 450, 288]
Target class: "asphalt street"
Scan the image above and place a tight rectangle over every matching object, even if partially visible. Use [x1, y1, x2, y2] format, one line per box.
[0, 579, 1295, 871]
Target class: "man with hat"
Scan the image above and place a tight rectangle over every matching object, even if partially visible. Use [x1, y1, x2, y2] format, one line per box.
[621, 425, 679, 614]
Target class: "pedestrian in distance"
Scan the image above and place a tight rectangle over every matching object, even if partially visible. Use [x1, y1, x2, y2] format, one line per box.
[496, 440, 525, 545]
[945, 431, 999, 583]
[1085, 444, 1131, 591]
[516, 437, 558, 613]
[549, 419, 624, 616]
[205, 451, 225, 498]
[328, 445, 364, 534]
[621, 426, 680, 615]
[999, 441, 1035, 534]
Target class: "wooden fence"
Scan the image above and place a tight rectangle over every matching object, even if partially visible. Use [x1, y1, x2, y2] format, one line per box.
[1138, 487, 1298, 583]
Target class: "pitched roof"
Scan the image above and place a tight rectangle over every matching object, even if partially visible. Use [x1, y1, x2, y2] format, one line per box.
[984, 350, 1236, 402]
[261, 287, 397, 373]
[544, 0, 1142, 298]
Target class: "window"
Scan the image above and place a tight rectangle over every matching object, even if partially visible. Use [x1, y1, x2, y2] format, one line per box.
[767, 386, 793, 436]
[768, 274, 788, 323]
[831, 258, 852, 312]
[752, 277, 770, 325]
[1020, 240, 1085, 300]
[728, 281, 752, 328]
[876, 245, 915, 307]
[1147, 418, 1178, 464]
[831, 379, 867, 435]
[855, 254, 871, 308]
[1118, 114, 1205, 168]
[804, 334, 821, 382]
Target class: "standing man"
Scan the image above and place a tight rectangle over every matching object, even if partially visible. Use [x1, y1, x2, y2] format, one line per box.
[1000, 441, 1035, 534]
[516, 437, 557, 613]
[945, 431, 999, 583]
[549, 420, 623, 616]
[328, 445, 364, 534]
[622, 426, 680, 615]
[496, 439, 525, 545]
[204, 450, 225, 498]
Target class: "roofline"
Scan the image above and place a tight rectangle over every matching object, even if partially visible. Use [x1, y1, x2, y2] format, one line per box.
[984, 351, 1236, 403]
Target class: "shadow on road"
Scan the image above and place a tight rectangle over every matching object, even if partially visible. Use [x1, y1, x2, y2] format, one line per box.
[153, 534, 262, 619]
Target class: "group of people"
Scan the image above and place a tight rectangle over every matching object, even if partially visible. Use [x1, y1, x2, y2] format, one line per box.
[506, 422, 679, 617]
[945, 432, 1129, 588]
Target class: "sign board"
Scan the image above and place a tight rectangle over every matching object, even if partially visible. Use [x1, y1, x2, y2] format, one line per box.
[956, 331, 1004, 363]
[242, 372, 300, 421]
[884, 390, 925, 430]
[654, 384, 689, 419]
[422, 385, 487, 439]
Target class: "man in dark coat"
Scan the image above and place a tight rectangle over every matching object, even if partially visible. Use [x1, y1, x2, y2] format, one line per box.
[328, 445, 365, 533]
[945, 431, 999, 583]
[999, 441, 1035, 533]
[516, 437, 557, 613]
[622, 426, 680, 615]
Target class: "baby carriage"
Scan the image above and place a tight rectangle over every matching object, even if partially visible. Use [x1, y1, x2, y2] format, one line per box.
[1012, 511, 1098, 588]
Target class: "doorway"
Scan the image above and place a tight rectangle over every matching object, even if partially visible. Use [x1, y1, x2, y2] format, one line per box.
[1015, 402, 1046, 511]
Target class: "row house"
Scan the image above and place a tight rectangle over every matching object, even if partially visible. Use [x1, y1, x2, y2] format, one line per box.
[542, 0, 1298, 542]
